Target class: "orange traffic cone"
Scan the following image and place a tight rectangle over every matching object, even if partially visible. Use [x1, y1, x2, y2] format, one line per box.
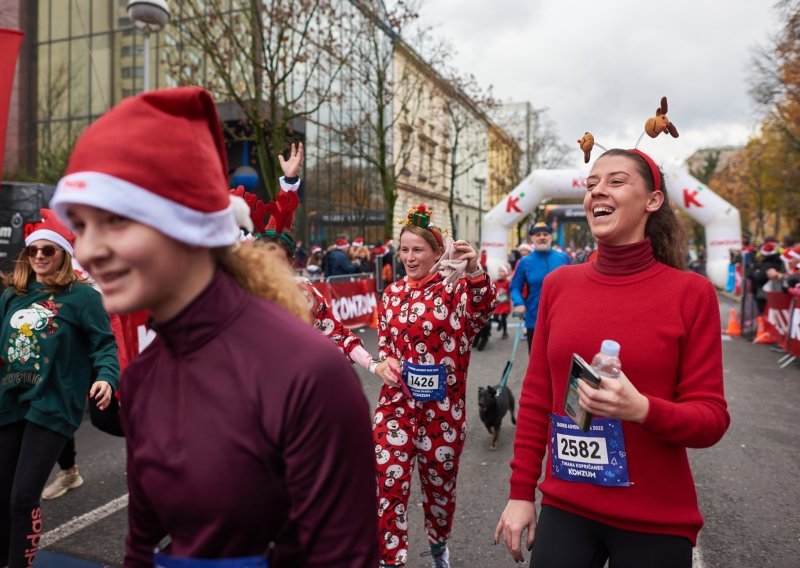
[752, 316, 773, 344]
[370, 305, 379, 329]
[723, 308, 741, 336]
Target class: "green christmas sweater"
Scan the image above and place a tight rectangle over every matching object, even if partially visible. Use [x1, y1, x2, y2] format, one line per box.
[0, 281, 120, 437]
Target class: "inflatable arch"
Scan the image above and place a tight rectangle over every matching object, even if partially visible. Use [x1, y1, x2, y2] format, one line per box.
[481, 163, 741, 290]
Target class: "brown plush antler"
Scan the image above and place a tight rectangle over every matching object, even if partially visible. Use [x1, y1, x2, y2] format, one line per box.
[578, 132, 595, 164]
[644, 96, 679, 139]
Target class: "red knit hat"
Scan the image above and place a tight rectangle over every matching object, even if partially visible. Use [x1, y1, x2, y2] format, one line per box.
[25, 209, 75, 256]
[51, 87, 239, 247]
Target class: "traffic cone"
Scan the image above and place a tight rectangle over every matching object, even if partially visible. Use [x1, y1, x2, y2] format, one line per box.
[752, 316, 773, 344]
[723, 307, 741, 336]
[370, 305, 379, 329]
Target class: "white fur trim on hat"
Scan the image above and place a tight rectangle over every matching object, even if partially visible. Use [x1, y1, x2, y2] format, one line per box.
[279, 176, 301, 192]
[25, 229, 74, 256]
[52, 171, 240, 247]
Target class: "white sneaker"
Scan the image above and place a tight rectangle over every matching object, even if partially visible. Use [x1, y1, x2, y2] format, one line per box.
[41, 469, 84, 500]
[429, 545, 449, 568]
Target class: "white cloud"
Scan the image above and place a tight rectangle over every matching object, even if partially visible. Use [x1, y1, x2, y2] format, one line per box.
[419, 0, 780, 168]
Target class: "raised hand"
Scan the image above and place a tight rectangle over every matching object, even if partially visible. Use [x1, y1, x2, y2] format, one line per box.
[278, 142, 304, 178]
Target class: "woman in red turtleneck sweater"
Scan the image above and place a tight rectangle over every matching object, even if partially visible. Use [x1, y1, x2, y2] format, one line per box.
[494, 149, 730, 568]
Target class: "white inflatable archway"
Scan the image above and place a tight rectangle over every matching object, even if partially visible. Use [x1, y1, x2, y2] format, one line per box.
[481, 163, 741, 289]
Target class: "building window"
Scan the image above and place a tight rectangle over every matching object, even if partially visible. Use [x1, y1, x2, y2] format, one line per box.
[121, 66, 144, 79]
[121, 45, 144, 57]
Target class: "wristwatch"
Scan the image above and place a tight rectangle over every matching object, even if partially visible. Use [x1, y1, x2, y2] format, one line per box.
[368, 359, 380, 374]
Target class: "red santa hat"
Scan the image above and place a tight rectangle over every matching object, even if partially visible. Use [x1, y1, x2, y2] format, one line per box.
[760, 241, 779, 256]
[25, 209, 75, 256]
[311, 245, 322, 254]
[336, 238, 350, 249]
[352, 237, 364, 247]
[50, 87, 239, 247]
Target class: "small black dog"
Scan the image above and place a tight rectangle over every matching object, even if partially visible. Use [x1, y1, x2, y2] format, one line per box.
[477, 385, 517, 451]
[473, 322, 491, 351]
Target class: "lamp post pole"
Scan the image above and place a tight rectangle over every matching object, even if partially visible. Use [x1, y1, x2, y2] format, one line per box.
[127, 1, 171, 93]
[474, 176, 486, 247]
[142, 31, 151, 91]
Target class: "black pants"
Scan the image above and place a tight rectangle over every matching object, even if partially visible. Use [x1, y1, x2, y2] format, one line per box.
[56, 436, 76, 470]
[497, 313, 508, 335]
[0, 420, 68, 568]
[530, 505, 692, 568]
[527, 328, 535, 353]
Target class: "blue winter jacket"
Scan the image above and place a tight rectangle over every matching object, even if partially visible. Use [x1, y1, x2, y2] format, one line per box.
[510, 249, 571, 329]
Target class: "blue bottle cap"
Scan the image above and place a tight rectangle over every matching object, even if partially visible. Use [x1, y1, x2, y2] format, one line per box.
[601, 339, 621, 357]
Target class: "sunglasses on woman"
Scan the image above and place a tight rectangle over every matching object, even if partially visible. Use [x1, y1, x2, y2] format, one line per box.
[25, 245, 61, 257]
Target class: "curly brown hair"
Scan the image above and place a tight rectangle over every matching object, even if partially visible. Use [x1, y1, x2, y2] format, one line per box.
[213, 242, 310, 323]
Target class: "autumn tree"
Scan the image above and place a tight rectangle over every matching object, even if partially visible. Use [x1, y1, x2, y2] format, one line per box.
[335, 1, 445, 239]
[733, 0, 800, 237]
[437, 72, 496, 239]
[165, 0, 350, 199]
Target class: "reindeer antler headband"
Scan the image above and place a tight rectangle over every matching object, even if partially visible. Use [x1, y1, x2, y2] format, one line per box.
[229, 185, 299, 251]
[578, 96, 680, 193]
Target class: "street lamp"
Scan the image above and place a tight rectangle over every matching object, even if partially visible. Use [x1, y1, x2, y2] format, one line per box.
[474, 176, 486, 247]
[127, 0, 171, 92]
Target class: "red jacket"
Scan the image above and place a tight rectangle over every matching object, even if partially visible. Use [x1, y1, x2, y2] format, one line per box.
[120, 271, 378, 567]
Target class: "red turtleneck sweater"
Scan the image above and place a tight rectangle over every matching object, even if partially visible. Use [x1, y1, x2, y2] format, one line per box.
[509, 239, 729, 544]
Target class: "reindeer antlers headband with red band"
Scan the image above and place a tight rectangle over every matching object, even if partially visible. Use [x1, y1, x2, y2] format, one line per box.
[577, 96, 679, 193]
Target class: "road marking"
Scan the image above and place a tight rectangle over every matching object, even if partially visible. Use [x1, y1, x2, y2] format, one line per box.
[40, 493, 129, 548]
[694, 544, 706, 568]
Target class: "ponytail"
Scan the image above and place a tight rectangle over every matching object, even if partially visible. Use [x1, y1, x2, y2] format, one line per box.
[214, 242, 310, 323]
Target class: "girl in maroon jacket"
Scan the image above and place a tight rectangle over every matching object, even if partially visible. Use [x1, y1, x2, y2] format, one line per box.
[50, 87, 378, 568]
[494, 148, 729, 568]
[371, 205, 496, 567]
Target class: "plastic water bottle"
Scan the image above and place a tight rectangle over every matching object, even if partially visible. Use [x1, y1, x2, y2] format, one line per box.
[591, 340, 621, 380]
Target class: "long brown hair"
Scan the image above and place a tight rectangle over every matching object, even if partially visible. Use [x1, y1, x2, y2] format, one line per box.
[599, 149, 687, 270]
[2, 247, 81, 294]
[213, 242, 310, 323]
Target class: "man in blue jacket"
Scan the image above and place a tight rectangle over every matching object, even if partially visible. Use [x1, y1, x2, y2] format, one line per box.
[510, 222, 571, 352]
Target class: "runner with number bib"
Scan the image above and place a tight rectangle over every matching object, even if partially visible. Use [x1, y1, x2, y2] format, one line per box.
[494, 139, 730, 567]
[370, 205, 496, 567]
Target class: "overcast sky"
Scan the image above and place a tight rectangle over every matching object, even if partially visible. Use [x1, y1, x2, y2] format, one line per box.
[419, 0, 781, 169]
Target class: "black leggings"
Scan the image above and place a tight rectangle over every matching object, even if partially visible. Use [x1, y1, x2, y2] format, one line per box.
[497, 313, 508, 335]
[57, 437, 76, 470]
[530, 505, 693, 568]
[0, 420, 68, 568]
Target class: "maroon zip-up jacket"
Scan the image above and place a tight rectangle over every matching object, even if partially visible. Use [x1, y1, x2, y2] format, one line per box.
[120, 270, 378, 567]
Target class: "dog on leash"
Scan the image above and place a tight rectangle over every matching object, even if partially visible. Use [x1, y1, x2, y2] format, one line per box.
[477, 385, 517, 451]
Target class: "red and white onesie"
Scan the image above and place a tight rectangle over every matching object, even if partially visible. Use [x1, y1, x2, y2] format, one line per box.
[298, 278, 374, 369]
[373, 271, 496, 566]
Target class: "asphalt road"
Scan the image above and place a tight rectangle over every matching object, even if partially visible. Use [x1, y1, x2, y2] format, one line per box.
[34, 294, 800, 567]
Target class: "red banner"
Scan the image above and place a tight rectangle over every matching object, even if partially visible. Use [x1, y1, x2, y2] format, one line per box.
[787, 295, 800, 358]
[315, 278, 378, 329]
[115, 310, 154, 365]
[765, 292, 793, 348]
[0, 29, 24, 183]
